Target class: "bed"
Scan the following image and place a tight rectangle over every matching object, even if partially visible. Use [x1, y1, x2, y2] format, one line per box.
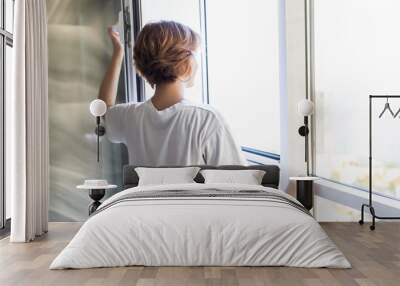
[50, 165, 350, 269]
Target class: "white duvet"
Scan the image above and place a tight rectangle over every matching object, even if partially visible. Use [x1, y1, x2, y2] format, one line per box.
[50, 183, 350, 269]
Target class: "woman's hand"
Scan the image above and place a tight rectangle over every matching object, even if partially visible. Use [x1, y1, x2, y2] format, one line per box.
[98, 27, 125, 107]
[108, 27, 124, 56]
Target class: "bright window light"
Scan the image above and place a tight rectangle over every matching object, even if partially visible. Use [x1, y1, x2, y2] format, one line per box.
[205, 0, 281, 154]
[313, 0, 400, 198]
[140, 0, 205, 104]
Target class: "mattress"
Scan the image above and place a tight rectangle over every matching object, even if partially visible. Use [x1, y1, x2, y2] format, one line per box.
[50, 183, 351, 269]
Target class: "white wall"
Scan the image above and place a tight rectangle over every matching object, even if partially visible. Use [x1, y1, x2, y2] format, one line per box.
[283, 0, 365, 221]
[281, 0, 308, 195]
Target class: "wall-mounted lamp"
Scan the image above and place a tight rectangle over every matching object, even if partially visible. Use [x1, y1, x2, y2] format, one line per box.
[297, 99, 314, 176]
[89, 99, 107, 162]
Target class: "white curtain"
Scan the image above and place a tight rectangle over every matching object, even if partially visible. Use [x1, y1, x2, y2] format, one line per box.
[7, 0, 49, 242]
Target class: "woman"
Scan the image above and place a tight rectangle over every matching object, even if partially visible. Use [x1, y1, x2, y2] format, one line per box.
[99, 21, 246, 166]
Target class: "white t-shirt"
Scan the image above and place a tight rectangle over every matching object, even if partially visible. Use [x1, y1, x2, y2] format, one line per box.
[105, 99, 246, 166]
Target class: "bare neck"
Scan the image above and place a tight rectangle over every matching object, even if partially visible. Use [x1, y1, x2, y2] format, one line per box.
[151, 82, 184, 111]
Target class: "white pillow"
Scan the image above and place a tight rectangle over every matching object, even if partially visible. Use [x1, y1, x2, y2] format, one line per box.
[135, 167, 200, 186]
[200, 169, 266, 185]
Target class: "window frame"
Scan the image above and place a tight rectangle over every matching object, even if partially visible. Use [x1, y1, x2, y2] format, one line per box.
[198, 0, 209, 104]
[308, 0, 316, 177]
[128, 0, 145, 102]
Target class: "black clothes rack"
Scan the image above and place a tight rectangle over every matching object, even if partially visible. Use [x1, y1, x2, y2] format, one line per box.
[359, 95, 400, 230]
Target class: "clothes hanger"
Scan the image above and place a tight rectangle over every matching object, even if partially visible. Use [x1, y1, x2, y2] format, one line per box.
[378, 97, 396, 118]
[394, 106, 400, 118]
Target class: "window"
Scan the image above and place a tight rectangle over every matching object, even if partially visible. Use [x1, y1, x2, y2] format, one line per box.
[138, 0, 282, 160]
[205, 0, 281, 157]
[140, 0, 206, 104]
[1, 0, 14, 229]
[47, 1, 129, 221]
[313, 0, 400, 198]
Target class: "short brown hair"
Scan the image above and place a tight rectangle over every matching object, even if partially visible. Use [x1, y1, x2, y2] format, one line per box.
[133, 21, 200, 87]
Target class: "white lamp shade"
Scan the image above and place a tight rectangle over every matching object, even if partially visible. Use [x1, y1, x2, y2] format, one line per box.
[297, 99, 314, 116]
[90, 99, 107, 117]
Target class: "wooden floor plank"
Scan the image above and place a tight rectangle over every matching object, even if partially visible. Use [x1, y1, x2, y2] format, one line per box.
[0, 222, 399, 286]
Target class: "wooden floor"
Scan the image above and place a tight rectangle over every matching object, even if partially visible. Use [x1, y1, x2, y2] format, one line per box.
[0, 222, 399, 286]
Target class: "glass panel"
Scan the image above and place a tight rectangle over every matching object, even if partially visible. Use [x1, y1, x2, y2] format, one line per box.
[47, 0, 128, 221]
[5, 0, 14, 33]
[205, 0, 281, 154]
[140, 0, 204, 104]
[5, 43, 12, 220]
[313, 0, 400, 198]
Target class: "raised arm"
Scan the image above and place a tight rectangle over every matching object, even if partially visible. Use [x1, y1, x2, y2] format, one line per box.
[98, 27, 124, 107]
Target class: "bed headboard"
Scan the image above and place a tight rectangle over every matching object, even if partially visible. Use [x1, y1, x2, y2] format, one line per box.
[122, 165, 280, 189]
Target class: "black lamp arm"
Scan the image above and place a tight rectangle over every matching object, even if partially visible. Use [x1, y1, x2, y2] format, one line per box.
[94, 116, 106, 162]
[95, 117, 106, 136]
[298, 116, 310, 176]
